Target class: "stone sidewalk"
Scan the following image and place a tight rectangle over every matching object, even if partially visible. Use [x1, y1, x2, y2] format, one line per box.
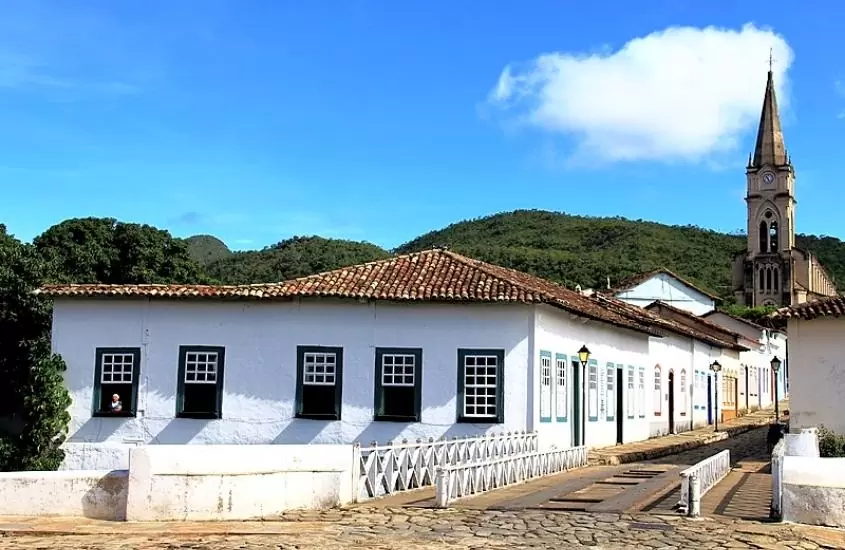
[589, 400, 788, 465]
[0, 506, 844, 549]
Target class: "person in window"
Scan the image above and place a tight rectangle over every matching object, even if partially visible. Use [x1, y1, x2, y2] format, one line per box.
[110, 393, 122, 413]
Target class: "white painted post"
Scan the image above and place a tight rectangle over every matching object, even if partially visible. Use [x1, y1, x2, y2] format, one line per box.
[689, 474, 701, 518]
[352, 443, 361, 503]
[435, 467, 449, 508]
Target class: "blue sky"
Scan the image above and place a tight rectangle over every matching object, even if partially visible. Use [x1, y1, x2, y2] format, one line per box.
[1, 1, 844, 251]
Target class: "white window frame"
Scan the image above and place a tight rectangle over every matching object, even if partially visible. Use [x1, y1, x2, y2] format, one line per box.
[606, 363, 615, 421]
[653, 366, 662, 416]
[555, 354, 567, 422]
[587, 360, 598, 421]
[626, 366, 635, 419]
[302, 351, 337, 386]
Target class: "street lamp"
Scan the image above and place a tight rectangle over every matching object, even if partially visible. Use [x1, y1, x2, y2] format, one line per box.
[578, 345, 591, 447]
[710, 360, 722, 432]
[771, 356, 782, 422]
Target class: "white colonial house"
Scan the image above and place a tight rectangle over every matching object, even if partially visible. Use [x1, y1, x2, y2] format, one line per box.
[612, 268, 720, 316]
[37, 249, 771, 471]
[702, 310, 787, 414]
[772, 296, 845, 435]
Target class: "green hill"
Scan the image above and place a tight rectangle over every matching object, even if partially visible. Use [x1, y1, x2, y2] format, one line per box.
[203, 235, 392, 284]
[396, 210, 845, 299]
[21, 211, 845, 301]
[184, 235, 232, 266]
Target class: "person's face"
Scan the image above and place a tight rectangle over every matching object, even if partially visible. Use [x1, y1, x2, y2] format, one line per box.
[112, 395, 119, 402]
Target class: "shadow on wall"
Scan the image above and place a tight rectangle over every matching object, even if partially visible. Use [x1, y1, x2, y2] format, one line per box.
[81, 470, 129, 521]
[273, 418, 332, 444]
[151, 419, 211, 444]
[68, 417, 125, 443]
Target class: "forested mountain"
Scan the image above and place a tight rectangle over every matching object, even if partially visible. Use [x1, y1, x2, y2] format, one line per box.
[12, 210, 845, 297]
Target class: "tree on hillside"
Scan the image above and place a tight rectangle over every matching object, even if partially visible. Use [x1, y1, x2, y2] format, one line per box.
[34, 217, 208, 284]
[205, 235, 392, 284]
[0, 226, 71, 471]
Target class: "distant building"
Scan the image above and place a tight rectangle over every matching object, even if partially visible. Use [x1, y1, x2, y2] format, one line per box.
[611, 268, 719, 316]
[732, 69, 837, 307]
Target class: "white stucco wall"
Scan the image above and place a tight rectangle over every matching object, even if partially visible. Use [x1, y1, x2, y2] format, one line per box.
[786, 317, 845, 434]
[126, 444, 355, 521]
[0, 470, 128, 520]
[533, 305, 651, 449]
[614, 273, 715, 316]
[54, 298, 534, 467]
[648, 333, 725, 432]
[782, 455, 845, 528]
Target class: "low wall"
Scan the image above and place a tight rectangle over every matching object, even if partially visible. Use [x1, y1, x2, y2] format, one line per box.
[0, 470, 128, 520]
[60, 442, 136, 471]
[782, 456, 845, 528]
[125, 444, 357, 521]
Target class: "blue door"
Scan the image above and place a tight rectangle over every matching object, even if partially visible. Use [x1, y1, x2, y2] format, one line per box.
[706, 375, 713, 425]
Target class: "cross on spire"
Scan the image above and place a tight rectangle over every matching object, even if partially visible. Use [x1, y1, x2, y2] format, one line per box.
[769, 48, 776, 72]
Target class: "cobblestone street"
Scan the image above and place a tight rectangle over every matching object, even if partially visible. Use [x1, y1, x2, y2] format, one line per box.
[4, 408, 841, 549]
[2, 507, 844, 550]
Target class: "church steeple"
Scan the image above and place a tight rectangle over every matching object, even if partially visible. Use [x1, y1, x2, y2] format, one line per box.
[750, 69, 787, 168]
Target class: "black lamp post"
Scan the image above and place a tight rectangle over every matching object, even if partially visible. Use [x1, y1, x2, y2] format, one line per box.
[710, 360, 722, 432]
[771, 356, 782, 422]
[578, 345, 591, 447]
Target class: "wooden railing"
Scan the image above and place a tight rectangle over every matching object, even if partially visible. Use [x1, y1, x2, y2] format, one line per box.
[434, 445, 588, 508]
[355, 431, 538, 501]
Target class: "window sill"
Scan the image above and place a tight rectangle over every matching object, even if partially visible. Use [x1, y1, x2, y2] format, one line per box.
[92, 411, 135, 418]
[457, 416, 503, 424]
[374, 414, 420, 423]
[296, 413, 340, 421]
[177, 412, 221, 420]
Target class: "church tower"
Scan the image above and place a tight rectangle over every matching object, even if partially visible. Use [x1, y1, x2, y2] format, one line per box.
[734, 69, 796, 307]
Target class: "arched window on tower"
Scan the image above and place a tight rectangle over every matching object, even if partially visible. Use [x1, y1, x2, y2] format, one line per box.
[759, 221, 769, 253]
[769, 221, 779, 253]
[766, 267, 772, 293]
[773, 267, 779, 293]
[759, 267, 765, 291]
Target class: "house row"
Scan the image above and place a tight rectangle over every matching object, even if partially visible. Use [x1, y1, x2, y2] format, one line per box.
[35, 249, 787, 470]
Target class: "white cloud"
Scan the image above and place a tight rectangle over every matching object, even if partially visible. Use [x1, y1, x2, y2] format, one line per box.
[487, 23, 794, 164]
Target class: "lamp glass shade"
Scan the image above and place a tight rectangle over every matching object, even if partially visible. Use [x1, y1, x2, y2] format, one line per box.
[771, 357, 782, 373]
[710, 360, 722, 373]
[577, 345, 591, 366]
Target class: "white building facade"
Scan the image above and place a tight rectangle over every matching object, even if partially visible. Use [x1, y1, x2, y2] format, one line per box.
[40, 250, 780, 471]
[612, 269, 719, 316]
[774, 297, 845, 435]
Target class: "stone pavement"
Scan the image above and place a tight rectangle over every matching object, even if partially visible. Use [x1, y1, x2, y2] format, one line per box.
[1, 506, 844, 549]
[590, 400, 789, 466]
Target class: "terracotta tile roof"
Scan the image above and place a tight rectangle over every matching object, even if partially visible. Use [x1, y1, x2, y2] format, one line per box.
[35, 248, 662, 336]
[594, 295, 749, 352]
[771, 295, 845, 320]
[644, 301, 750, 352]
[611, 267, 722, 302]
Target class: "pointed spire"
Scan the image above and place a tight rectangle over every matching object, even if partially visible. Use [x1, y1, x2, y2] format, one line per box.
[751, 70, 787, 168]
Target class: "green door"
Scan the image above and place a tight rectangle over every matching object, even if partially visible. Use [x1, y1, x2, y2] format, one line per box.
[571, 360, 581, 446]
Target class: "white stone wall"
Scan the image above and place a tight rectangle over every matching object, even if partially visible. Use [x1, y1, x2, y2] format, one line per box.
[533, 305, 651, 449]
[54, 298, 533, 467]
[0, 470, 128, 520]
[782, 455, 845, 528]
[786, 317, 845, 434]
[126, 444, 355, 521]
[614, 273, 715, 315]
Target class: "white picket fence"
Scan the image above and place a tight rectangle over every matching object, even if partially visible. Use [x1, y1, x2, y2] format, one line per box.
[677, 449, 732, 517]
[355, 431, 538, 501]
[435, 445, 588, 508]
